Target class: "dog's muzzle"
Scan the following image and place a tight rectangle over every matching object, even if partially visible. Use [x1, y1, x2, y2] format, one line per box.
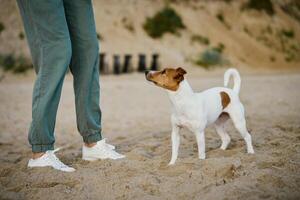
[145, 70, 151, 81]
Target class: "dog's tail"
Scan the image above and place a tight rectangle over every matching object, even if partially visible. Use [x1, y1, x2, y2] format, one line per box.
[224, 68, 241, 94]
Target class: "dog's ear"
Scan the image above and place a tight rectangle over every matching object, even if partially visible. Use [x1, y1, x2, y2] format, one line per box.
[174, 67, 186, 81]
[176, 67, 187, 76]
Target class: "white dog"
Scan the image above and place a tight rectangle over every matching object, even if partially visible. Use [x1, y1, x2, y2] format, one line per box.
[145, 68, 254, 165]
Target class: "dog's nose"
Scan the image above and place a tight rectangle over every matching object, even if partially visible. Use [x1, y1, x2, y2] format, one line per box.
[145, 70, 150, 76]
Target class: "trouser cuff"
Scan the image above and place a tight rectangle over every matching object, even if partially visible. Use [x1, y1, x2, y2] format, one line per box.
[32, 144, 54, 153]
[82, 132, 102, 144]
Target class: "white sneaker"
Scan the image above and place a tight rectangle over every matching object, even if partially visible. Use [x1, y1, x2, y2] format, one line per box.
[82, 139, 125, 161]
[28, 148, 75, 172]
[102, 138, 115, 150]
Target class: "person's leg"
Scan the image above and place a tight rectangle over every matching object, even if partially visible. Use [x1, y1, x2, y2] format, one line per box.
[16, 0, 72, 153]
[63, 0, 102, 144]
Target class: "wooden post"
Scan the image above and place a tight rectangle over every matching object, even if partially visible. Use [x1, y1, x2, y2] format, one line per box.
[99, 53, 106, 74]
[137, 54, 146, 72]
[150, 53, 159, 71]
[113, 55, 121, 75]
[123, 54, 132, 73]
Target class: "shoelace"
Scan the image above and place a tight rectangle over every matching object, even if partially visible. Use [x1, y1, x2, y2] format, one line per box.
[46, 148, 69, 169]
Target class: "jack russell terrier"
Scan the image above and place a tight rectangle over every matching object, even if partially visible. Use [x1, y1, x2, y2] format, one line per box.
[145, 68, 254, 165]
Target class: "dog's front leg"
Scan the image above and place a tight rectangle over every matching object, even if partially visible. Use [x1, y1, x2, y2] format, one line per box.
[168, 124, 180, 165]
[195, 131, 206, 159]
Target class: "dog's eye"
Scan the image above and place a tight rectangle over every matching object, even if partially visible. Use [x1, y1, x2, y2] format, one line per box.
[162, 70, 166, 74]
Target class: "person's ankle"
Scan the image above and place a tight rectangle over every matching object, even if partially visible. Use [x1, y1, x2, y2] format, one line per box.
[32, 152, 45, 159]
[84, 142, 97, 148]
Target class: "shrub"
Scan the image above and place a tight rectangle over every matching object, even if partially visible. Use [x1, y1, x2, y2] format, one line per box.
[0, 54, 33, 73]
[143, 7, 185, 38]
[216, 13, 225, 23]
[244, 0, 274, 15]
[280, 0, 300, 23]
[216, 13, 231, 29]
[122, 17, 135, 33]
[19, 32, 25, 40]
[191, 35, 210, 45]
[96, 33, 103, 41]
[243, 26, 252, 36]
[195, 48, 227, 69]
[1, 55, 15, 71]
[212, 43, 225, 53]
[124, 23, 134, 32]
[281, 29, 294, 38]
[0, 22, 4, 34]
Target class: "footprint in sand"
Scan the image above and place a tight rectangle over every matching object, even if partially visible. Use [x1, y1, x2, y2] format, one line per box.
[0, 167, 13, 177]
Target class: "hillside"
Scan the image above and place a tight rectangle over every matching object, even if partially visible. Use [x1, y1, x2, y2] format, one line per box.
[0, 0, 299, 72]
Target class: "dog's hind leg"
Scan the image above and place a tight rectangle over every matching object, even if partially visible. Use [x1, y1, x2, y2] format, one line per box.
[168, 124, 181, 165]
[214, 113, 231, 150]
[195, 130, 206, 159]
[227, 103, 254, 154]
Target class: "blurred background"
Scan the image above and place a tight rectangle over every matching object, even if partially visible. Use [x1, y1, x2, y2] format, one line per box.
[0, 1, 300, 200]
[0, 0, 299, 74]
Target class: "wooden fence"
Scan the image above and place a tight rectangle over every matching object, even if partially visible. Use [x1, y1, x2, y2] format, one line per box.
[99, 53, 160, 74]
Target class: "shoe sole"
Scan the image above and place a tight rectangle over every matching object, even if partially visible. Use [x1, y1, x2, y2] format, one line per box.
[28, 165, 75, 172]
[82, 157, 102, 161]
[82, 156, 125, 161]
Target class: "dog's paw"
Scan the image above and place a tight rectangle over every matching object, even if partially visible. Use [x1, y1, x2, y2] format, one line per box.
[220, 143, 229, 150]
[220, 138, 231, 150]
[168, 161, 175, 166]
[220, 146, 227, 150]
[199, 154, 206, 160]
[247, 149, 255, 154]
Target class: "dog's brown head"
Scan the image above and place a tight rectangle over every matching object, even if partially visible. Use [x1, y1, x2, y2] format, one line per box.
[145, 67, 187, 91]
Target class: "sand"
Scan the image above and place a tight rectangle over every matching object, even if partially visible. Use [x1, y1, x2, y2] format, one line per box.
[1, 1, 300, 199]
[0, 69, 299, 200]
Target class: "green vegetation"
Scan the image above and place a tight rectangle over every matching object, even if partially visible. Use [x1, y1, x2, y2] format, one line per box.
[216, 13, 231, 29]
[276, 28, 300, 62]
[19, 32, 25, 40]
[96, 33, 103, 41]
[124, 23, 134, 32]
[0, 54, 33, 73]
[212, 43, 225, 53]
[280, 0, 300, 23]
[216, 13, 224, 23]
[281, 29, 294, 38]
[0, 22, 4, 34]
[243, 26, 252, 36]
[284, 44, 300, 62]
[195, 45, 228, 69]
[191, 34, 210, 45]
[143, 7, 185, 38]
[244, 0, 274, 15]
[195, 49, 223, 69]
[245, 23, 299, 63]
[122, 17, 135, 33]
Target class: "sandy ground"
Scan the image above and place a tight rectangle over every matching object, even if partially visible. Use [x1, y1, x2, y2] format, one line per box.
[0, 69, 300, 200]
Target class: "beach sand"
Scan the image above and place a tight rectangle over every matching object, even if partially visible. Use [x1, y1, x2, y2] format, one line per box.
[0, 69, 300, 200]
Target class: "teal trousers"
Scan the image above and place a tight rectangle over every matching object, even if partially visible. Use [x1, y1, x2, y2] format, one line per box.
[17, 0, 102, 152]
